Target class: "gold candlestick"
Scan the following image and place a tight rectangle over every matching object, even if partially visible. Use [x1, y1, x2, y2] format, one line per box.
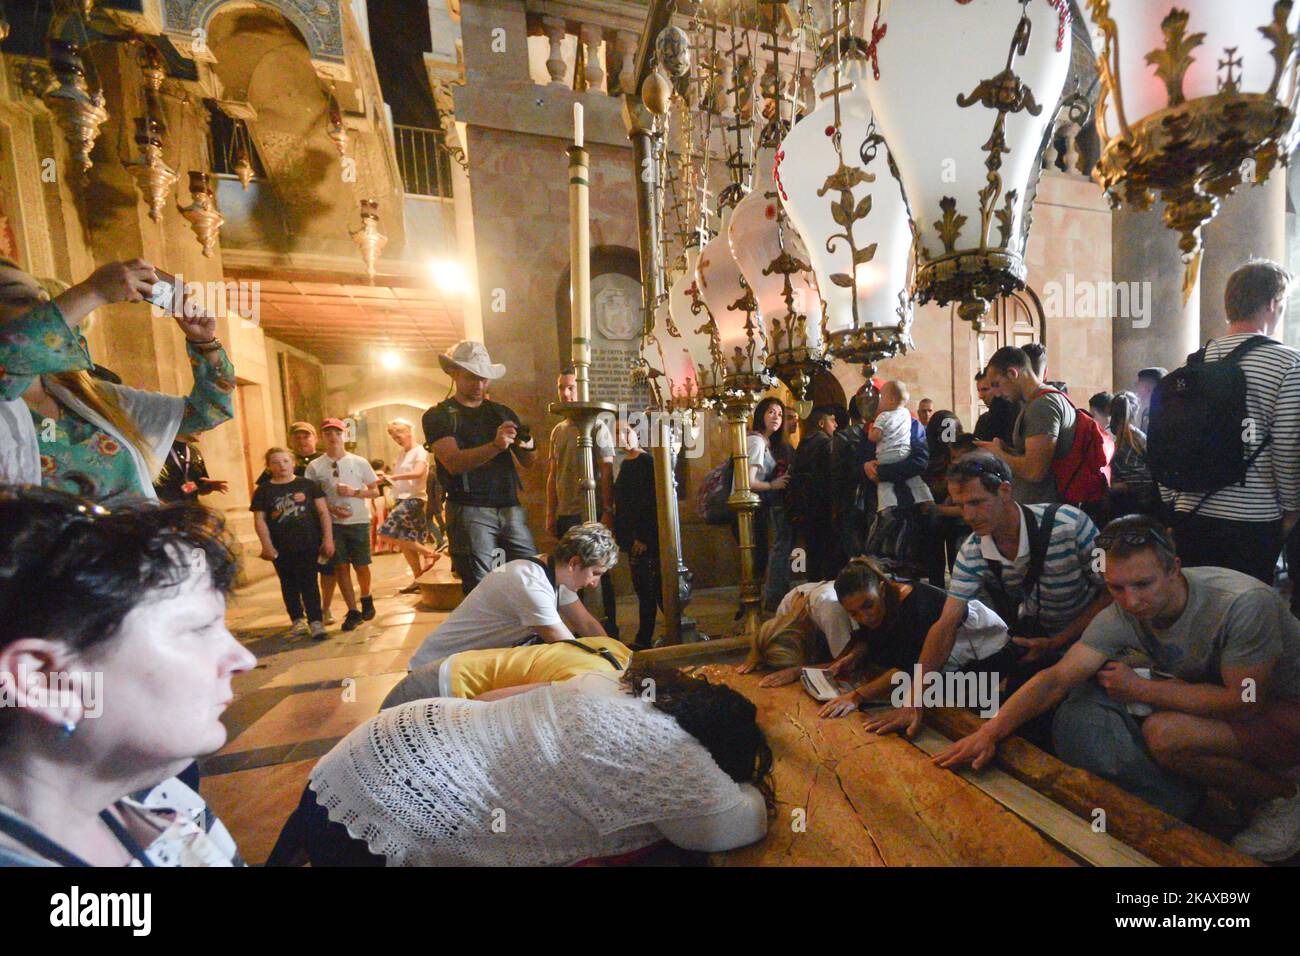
[551, 106, 615, 525]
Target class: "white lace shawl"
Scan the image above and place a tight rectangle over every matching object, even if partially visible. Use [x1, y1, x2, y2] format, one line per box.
[309, 682, 746, 866]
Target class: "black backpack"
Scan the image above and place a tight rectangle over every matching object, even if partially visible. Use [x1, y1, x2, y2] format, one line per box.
[1146, 335, 1273, 495]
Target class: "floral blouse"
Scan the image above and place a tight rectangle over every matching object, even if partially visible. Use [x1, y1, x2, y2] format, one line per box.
[0, 301, 235, 503]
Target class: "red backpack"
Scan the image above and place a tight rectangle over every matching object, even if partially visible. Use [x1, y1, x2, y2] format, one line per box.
[1033, 388, 1112, 505]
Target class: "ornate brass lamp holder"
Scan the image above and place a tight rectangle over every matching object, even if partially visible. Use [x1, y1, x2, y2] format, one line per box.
[1087, 2, 1300, 298]
[178, 171, 224, 257]
[43, 39, 109, 176]
[350, 199, 387, 280]
[914, 249, 1028, 326]
[701, 363, 771, 639]
[124, 116, 176, 223]
[765, 327, 830, 419]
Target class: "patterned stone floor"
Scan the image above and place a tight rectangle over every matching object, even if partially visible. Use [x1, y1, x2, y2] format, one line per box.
[206, 552, 744, 865]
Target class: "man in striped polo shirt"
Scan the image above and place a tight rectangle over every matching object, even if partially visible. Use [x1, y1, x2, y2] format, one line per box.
[864, 453, 1111, 738]
[1165, 259, 1300, 585]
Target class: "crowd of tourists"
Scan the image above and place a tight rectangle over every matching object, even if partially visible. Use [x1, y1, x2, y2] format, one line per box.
[0, 255, 1298, 867]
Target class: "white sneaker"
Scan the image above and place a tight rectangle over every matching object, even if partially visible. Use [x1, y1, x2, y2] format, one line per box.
[1231, 787, 1300, 861]
[322, 609, 335, 625]
[290, 619, 309, 637]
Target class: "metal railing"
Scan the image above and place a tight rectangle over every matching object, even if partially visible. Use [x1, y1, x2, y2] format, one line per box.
[393, 125, 454, 198]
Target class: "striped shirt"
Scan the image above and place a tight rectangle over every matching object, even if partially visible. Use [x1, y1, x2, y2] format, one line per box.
[949, 504, 1102, 632]
[1162, 333, 1300, 521]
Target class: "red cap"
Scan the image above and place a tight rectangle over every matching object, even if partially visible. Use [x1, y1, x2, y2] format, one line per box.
[321, 417, 347, 432]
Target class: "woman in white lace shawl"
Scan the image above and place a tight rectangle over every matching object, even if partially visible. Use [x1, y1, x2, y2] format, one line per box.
[267, 662, 775, 866]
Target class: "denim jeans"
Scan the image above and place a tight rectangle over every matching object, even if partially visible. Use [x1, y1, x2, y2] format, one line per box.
[763, 504, 794, 611]
[445, 503, 537, 594]
[1052, 678, 1204, 820]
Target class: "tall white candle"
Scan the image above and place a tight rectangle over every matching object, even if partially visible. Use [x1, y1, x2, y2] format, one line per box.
[574, 102, 584, 148]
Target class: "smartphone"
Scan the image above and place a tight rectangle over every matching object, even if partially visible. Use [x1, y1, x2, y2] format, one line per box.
[147, 268, 176, 312]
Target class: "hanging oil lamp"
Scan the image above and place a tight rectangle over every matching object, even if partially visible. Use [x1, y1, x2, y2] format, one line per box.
[43, 39, 109, 175]
[350, 199, 387, 279]
[177, 171, 224, 257]
[124, 116, 176, 222]
[231, 119, 255, 189]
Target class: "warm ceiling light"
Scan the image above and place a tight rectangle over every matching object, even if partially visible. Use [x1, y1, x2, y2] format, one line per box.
[380, 350, 402, 370]
[428, 258, 466, 295]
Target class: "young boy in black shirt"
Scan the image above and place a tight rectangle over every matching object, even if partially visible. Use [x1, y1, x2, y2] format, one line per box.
[252, 447, 334, 639]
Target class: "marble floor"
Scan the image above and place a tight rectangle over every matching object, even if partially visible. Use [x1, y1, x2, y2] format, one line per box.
[205, 553, 744, 864]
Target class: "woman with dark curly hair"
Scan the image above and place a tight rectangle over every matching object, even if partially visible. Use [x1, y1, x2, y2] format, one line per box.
[267, 661, 774, 866]
[0, 486, 256, 866]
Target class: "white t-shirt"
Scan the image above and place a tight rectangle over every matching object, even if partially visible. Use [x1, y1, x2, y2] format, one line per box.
[304, 452, 379, 525]
[872, 408, 912, 464]
[389, 444, 429, 500]
[409, 559, 580, 668]
[775, 581, 854, 657]
[745, 433, 775, 482]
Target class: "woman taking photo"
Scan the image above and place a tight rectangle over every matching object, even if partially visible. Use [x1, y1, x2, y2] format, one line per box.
[738, 396, 792, 613]
[0, 487, 256, 866]
[0, 257, 235, 505]
[267, 662, 774, 866]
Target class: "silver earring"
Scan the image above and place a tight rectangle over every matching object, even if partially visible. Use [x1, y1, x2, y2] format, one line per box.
[61, 719, 77, 738]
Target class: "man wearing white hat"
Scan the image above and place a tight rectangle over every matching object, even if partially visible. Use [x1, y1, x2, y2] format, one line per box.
[423, 341, 538, 593]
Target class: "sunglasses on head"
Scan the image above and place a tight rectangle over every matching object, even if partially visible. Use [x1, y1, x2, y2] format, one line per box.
[950, 459, 1008, 485]
[1095, 525, 1177, 556]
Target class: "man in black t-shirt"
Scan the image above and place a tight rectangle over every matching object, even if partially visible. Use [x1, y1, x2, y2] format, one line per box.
[423, 341, 538, 594]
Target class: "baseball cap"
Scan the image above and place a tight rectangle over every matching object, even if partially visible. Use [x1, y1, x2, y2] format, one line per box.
[321, 418, 347, 432]
[289, 421, 316, 436]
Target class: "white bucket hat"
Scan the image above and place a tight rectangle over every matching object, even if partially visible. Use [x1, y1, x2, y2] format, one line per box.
[438, 340, 506, 380]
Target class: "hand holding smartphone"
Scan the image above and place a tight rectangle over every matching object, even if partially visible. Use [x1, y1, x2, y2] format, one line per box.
[147, 268, 176, 312]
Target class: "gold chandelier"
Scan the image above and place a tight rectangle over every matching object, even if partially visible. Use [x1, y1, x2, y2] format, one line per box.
[1084, 1, 1300, 297]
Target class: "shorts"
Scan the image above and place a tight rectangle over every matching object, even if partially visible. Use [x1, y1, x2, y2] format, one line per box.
[330, 522, 372, 567]
[1228, 697, 1300, 769]
[378, 497, 428, 543]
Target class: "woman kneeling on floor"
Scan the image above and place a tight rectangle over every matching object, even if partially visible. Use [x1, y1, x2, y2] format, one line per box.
[742, 558, 1012, 719]
[0, 487, 256, 866]
[267, 662, 774, 866]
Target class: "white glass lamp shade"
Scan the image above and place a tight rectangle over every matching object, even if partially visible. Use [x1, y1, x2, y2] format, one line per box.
[1087, 2, 1298, 132]
[778, 57, 911, 339]
[697, 208, 765, 375]
[864, 0, 1071, 318]
[667, 246, 720, 394]
[1081, 2, 1300, 260]
[729, 141, 824, 352]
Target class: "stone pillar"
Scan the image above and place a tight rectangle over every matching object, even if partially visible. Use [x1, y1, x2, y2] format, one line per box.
[542, 16, 568, 87]
[1111, 204, 1201, 392]
[614, 31, 638, 97]
[579, 23, 604, 93]
[1199, 175, 1287, 341]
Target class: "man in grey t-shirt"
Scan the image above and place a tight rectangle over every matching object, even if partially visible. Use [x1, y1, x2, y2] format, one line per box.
[933, 515, 1300, 861]
[977, 345, 1075, 505]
